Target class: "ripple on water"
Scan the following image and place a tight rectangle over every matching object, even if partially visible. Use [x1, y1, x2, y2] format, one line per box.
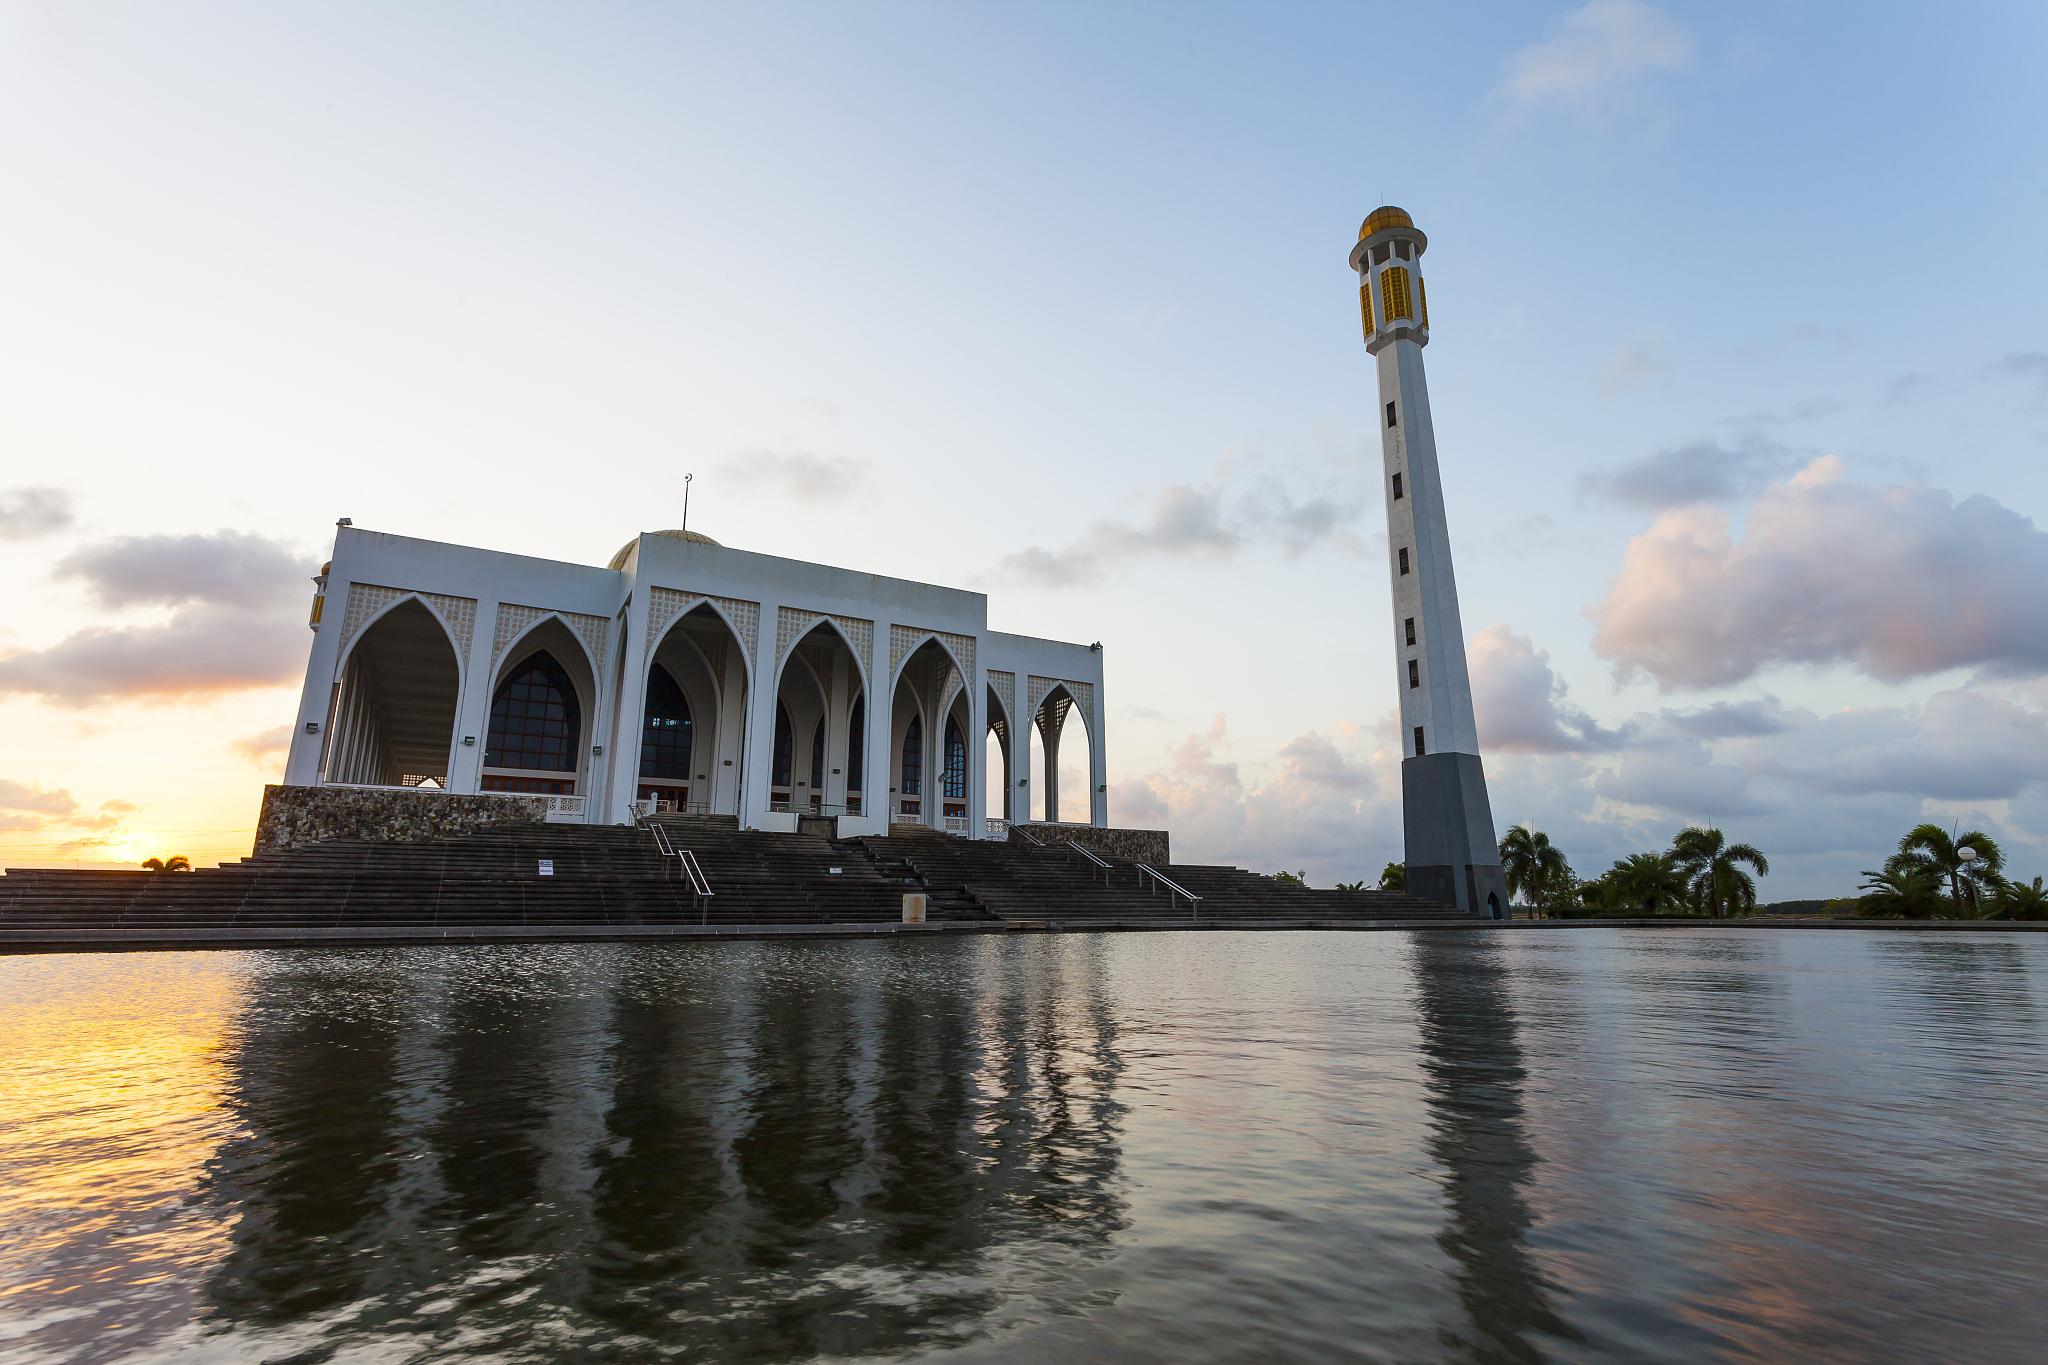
[1, 930, 2046, 1362]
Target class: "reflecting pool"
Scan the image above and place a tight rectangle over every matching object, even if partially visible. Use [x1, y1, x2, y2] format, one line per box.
[2, 930, 2045, 1362]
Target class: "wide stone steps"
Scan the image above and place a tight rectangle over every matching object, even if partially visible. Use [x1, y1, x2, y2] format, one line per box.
[1, 817, 1466, 935]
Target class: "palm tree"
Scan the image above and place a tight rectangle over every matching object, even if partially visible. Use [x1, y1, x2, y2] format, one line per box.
[1602, 852, 1689, 916]
[1989, 876, 2048, 922]
[140, 855, 192, 872]
[1336, 879, 1368, 893]
[1669, 826, 1769, 918]
[1498, 824, 1573, 917]
[1377, 862, 1406, 893]
[1890, 824, 2004, 916]
[1857, 864, 1946, 918]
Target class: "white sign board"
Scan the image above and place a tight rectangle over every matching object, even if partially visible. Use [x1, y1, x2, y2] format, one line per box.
[537, 859, 554, 877]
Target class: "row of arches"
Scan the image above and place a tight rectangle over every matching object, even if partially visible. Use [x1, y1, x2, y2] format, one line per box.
[316, 595, 1093, 825]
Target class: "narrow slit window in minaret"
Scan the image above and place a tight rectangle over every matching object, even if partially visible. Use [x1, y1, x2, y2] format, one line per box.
[1413, 726, 1426, 756]
[1386, 400, 1397, 428]
[1391, 472, 1404, 499]
[1408, 660, 1420, 689]
[1398, 547, 1410, 575]
[1405, 617, 1416, 646]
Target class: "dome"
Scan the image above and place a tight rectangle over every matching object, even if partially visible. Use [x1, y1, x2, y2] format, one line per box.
[1358, 206, 1415, 240]
[606, 528, 722, 571]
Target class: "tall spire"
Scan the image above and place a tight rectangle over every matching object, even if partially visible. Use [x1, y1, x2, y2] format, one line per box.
[1350, 208, 1508, 918]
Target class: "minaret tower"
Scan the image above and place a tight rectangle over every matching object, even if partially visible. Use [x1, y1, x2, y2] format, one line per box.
[1350, 207, 1508, 918]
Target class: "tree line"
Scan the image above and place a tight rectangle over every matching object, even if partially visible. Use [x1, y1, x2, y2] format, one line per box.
[1361, 822, 2046, 920]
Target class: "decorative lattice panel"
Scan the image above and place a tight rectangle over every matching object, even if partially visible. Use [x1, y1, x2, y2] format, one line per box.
[339, 583, 476, 661]
[644, 588, 760, 666]
[491, 604, 611, 671]
[890, 625, 975, 685]
[1027, 675, 1093, 725]
[776, 609, 872, 685]
[989, 669, 1016, 724]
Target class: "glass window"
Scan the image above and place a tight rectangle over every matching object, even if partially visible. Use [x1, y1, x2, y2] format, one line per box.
[1413, 725, 1426, 757]
[901, 716, 923, 796]
[1386, 400, 1397, 428]
[1398, 547, 1411, 575]
[1391, 472, 1403, 500]
[1408, 659, 1420, 689]
[943, 718, 967, 799]
[638, 665, 693, 780]
[848, 694, 865, 790]
[772, 704, 793, 787]
[1405, 617, 1416, 646]
[486, 650, 580, 772]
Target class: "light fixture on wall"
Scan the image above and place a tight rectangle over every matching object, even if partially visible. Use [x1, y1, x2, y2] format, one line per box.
[304, 721, 320, 734]
[592, 745, 603, 757]
[463, 736, 476, 746]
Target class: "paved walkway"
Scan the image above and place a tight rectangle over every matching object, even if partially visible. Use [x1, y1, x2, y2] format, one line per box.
[2, 915, 2042, 954]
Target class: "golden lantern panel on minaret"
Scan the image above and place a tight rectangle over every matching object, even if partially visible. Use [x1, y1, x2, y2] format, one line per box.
[1380, 266, 1414, 322]
[1359, 283, 1375, 341]
[1418, 277, 1428, 329]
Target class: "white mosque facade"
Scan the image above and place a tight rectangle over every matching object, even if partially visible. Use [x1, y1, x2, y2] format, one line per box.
[281, 526, 1108, 839]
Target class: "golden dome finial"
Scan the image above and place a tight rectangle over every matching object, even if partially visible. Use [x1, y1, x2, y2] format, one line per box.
[1359, 206, 1416, 241]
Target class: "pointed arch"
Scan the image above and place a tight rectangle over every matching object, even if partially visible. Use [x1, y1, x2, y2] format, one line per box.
[493, 609, 604, 702]
[888, 629, 969, 696]
[335, 589, 467, 688]
[321, 596, 463, 787]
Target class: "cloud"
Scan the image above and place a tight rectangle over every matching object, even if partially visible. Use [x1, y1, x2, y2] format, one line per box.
[1469, 625, 1629, 753]
[1717, 397, 1843, 427]
[1496, 0, 1693, 116]
[1744, 689, 2048, 803]
[713, 449, 870, 505]
[993, 479, 1367, 588]
[0, 529, 313, 705]
[1578, 434, 1802, 509]
[0, 487, 74, 542]
[1116, 716, 1394, 883]
[1988, 352, 2048, 405]
[1881, 372, 1930, 406]
[1596, 329, 1671, 396]
[1665, 698, 1790, 739]
[0, 779, 77, 816]
[1589, 456, 2048, 688]
[54, 530, 311, 610]
[233, 726, 295, 764]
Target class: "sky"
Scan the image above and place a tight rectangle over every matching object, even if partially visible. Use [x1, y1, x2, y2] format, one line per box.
[2, 1, 2046, 898]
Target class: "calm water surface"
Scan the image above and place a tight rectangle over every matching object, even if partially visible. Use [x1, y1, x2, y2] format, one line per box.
[2, 930, 2045, 1362]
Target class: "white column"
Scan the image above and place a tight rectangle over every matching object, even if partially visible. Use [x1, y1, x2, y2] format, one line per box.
[868, 621, 892, 825]
[738, 604, 782, 828]
[609, 595, 652, 820]
[446, 597, 499, 794]
[1041, 705, 1062, 824]
[285, 572, 348, 787]
[1090, 677, 1108, 828]
[713, 636, 749, 815]
[1008, 681, 1032, 829]
[966, 654, 986, 837]
[824, 650, 852, 809]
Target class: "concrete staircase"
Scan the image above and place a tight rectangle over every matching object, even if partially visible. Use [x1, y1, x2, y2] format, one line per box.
[0, 818, 1464, 938]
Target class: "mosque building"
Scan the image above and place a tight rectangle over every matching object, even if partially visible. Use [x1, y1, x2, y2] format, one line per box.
[280, 524, 1108, 840]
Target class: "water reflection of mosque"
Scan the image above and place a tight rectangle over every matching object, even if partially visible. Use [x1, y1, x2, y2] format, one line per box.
[199, 943, 1132, 1358]
[196, 938, 1579, 1358]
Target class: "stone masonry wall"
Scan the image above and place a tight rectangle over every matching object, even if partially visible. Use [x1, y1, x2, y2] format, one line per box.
[1015, 823, 1170, 865]
[254, 784, 550, 856]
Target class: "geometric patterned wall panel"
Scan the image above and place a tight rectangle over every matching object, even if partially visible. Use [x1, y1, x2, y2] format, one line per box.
[776, 608, 873, 686]
[491, 603, 612, 673]
[646, 587, 761, 663]
[989, 669, 1016, 725]
[339, 583, 477, 661]
[890, 625, 976, 685]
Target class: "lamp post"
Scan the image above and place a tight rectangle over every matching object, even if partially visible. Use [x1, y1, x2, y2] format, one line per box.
[1959, 845, 1980, 918]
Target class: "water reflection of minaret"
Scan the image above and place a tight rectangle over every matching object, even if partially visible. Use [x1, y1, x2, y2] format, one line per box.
[1408, 935, 1578, 1360]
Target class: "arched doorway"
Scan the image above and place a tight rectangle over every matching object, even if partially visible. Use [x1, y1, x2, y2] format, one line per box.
[773, 620, 866, 817]
[641, 602, 746, 815]
[890, 636, 968, 830]
[482, 616, 597, 795]
[986, 683, 1011, 828]
[321, 597, 461, 788]
[636, 664, 694, 809]
[1031, 683, 1093, 824]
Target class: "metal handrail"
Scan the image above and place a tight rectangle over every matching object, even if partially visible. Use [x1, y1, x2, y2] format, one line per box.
[1137, 863, 1202, 915]
[1011, 823, 1044, 846]
[645, 819, 714, 921]
[1068, 840, 1114, 885]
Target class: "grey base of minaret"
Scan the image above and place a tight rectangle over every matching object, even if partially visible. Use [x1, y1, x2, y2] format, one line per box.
[1403, 754, 1510, 918]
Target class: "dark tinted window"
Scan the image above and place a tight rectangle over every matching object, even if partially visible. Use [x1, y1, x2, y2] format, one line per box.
[486, 650, 579, 772]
